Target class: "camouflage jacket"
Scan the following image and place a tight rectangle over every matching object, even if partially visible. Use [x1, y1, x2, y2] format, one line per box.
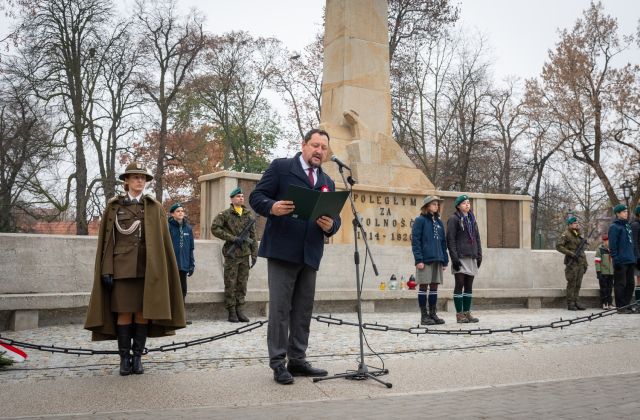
[556, 228, 588, 267]
[211, 205, 258, 259]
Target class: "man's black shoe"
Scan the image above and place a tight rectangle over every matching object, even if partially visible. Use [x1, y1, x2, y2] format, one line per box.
[273, 364, 294, 385]
[287, 361, 328, 377]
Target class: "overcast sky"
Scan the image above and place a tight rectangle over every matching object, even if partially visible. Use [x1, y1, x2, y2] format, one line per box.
[171, 0, 639, 82]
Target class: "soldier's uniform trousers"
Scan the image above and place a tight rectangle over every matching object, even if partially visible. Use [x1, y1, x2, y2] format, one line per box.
[223, 256, 250, 310]
[565, 260, 585, 306]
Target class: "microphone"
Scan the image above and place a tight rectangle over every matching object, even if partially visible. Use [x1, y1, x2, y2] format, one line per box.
[330, 155, 351, 171]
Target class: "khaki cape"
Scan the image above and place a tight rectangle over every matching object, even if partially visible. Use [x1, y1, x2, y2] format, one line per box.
[84, 195, 186, 341]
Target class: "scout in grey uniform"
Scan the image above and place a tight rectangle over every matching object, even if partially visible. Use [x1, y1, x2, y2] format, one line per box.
[446, 195, 482, 323]
[411, 196, 448, 325]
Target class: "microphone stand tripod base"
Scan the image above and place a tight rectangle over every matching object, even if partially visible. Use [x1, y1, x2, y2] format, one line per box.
[313, 363, 392, 388]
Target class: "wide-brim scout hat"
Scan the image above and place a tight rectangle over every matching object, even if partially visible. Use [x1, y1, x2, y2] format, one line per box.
[421, 195, 443, 209]
[119, 162, 153, 181]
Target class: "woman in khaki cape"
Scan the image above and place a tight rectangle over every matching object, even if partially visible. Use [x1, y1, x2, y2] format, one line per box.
[85, 162, 185, 376]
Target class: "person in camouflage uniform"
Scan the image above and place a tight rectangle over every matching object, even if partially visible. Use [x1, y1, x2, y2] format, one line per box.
[211, 187, 258, 322]
[556, 216, 588, 310]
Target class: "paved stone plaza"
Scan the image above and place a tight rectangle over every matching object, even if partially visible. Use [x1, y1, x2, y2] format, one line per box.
[1, 308, 639, 418]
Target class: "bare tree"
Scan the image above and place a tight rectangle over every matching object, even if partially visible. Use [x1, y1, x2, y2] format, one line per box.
[18, 0, 114, 234]
[388, 0, 459, 62]
[536, 2, 640, 206]
[0, 72, 56, 232]
[272, 33, 323, 142]
[445, 35, 493, 191]
[90, 22, 145, 204]
[392, 32, 459, 186]
[487, 79, 529, 193]
[135, 0, 205, 202]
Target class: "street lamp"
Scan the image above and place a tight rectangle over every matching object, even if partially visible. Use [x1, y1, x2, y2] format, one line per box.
[621, 179, 633, 209]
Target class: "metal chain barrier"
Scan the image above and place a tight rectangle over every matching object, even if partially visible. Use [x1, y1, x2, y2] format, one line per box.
[0, 320, 267, 356]
[312, 302, 640, 336]
[1, 303, 638, 357]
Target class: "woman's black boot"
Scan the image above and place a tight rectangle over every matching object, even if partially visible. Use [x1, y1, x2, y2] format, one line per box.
[131, 323, 148, 374]
[116, 325, 132, 376]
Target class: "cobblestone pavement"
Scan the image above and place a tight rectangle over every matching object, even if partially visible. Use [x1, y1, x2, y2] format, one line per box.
[63, 372, 640, 419]
[1, 308, 639, 382]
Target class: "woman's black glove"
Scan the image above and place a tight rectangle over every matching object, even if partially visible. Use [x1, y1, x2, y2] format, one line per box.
[452, 260, 461, 271]
[476, 257, 482, 269]
[101, 274, 113, 291]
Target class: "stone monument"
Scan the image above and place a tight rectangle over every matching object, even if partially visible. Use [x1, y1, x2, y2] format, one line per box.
[200, 0, 531, 250]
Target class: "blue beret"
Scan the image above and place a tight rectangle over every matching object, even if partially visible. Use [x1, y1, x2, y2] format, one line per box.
[230, 187, 242, 198]
[169, 203, 182, 213]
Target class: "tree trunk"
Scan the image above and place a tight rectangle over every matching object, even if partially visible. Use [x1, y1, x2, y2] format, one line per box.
[155, 109, 167, 202]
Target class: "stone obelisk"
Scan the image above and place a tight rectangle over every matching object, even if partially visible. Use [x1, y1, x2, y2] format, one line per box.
[320, 0, 434, 245]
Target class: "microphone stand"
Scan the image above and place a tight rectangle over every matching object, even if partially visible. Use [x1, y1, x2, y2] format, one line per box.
[313, 163, 391, 388]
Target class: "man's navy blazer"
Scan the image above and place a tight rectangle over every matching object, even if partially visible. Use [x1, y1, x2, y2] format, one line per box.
[249, 152, 341, 271]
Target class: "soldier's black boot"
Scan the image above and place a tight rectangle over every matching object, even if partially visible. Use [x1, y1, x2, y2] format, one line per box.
[574, 301, 586, 310]
[236, 306, 249, 322]
[429, 305, 445, 325]
[116, 325, 132, 376]
[228, 308, 239, 322]
[131, 323, 148, 375]
[420, 306, 435, 325]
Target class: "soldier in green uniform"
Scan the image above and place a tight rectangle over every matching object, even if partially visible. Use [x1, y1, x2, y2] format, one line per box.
[211, 187, 258, 322]
[556, 216, 588, 310]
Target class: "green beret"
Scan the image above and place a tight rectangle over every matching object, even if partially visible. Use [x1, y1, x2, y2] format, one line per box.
[454, 195, 469, 207]
[566, 216, 577, 225]
[169, 203, 182, 213]
[635, 205, 640, 216]
[229, 187, 242, 198]
[613, 204, 627, 214]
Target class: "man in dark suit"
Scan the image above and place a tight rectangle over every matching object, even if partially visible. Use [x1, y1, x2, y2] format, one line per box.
[249, 129, 342, 385]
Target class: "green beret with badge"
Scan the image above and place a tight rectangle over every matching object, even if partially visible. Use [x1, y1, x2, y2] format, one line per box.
[229, 187, 242, 198]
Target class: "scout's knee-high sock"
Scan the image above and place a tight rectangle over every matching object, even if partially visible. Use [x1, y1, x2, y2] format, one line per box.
[462, 293, 472, 312]
[418, 284, 428, 308]
[428, 288, 438, 307]
[463, 275, 474, 312]
[454, 273, 464, 312]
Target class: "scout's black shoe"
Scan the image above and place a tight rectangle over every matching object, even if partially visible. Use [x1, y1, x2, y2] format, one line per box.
[236, 307, 250, 323]
[575, 302, 586, 310]
[420, 306, 435, 325]
[273, 364, 294, 385]
[228, 309, 239, 323]
[429, 305, 445, 325]
[287, 361, 328, 377]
